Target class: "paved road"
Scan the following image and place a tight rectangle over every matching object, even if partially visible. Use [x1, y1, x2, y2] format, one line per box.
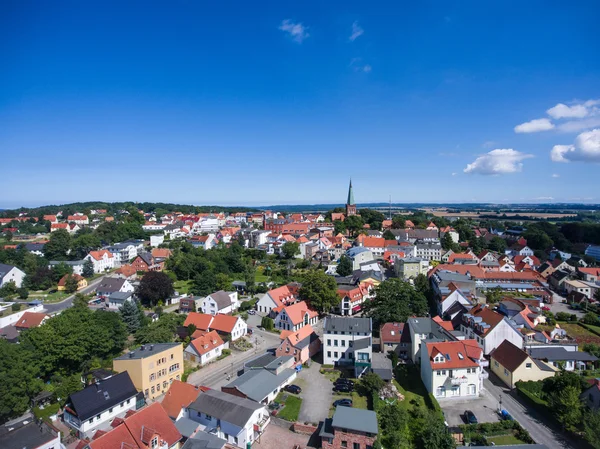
[34, 276, 106, 314]
[297, 361, 332, 425]
[187, 328, 281, 389]
[483, 375, 577, 449]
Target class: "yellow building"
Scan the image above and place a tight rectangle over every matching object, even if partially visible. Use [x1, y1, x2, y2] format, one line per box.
[489, 340, 556, 388]
[113, 343, 184, 400]
[57, 274, 88, 291]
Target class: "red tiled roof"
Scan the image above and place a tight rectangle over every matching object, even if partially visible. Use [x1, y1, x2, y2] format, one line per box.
[161, 380, 205, 419]
[183, 312, 214, 330]
[280, 301, 318, 326]
[15, 312, 48, 329]
[363, 237, 385, 248]
[466, 304, 505, 334]
[432, 315, 454, 331]
[579, 267, 600, 277]
[427, 339, 481, 369]
[189, 331, 225, 356]
[151, 248, 172, 259]
[279, 324, 316, 347]
[380, 322, 404, 343]
[210, 314, 240, 333]
[116, 264, 137, 277]
[51, 223, 68, 229]
[58, 273, 84, 287]
[88, 250, 114, 261]
[266, 285, 295, 307]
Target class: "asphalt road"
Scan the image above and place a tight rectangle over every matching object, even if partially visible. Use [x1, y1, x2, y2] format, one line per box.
[187, 327, 282, 389]
[40, 276, 106, 314]
[483, 375, 577, 449]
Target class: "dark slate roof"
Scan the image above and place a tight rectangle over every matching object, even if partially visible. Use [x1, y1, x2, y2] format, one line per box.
[208, 291, 234, 310]
[109, 291, 134, 301]
[319, 418, 335, 438]
[137, 251, 154, 265]
[332, 407, 378, 435]
[528, 347, 598, 362]
[174, 417, 201, 438]
[0, 420, 58, 449]
[0, 263, 16, 277]
[181, 431, 227, 449]
[371, 353, 393, 381]
[223, 366, 296, 402]
[244, 352, 277, 370]
[324, 316, 372, 334]
[96, 277, 127, 293]
[67, 372, 137, 421]
[114, 343, 182, 361]
[353, 337, 371, 350]
[24, 242, 46, 252]
[188, 389, 264, 427]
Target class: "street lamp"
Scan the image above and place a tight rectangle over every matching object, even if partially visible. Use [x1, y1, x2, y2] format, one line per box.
[498, 394, 502, 412]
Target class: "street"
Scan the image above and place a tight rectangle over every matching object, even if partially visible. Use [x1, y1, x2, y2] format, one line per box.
[483, 375, 578, 449]
[186, 327, 282, 389]
[25, 275, 108, 314]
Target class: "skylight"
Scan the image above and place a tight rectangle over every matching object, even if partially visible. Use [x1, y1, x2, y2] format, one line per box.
[445, 353, 451, 360]
[457, 352, 464, 359]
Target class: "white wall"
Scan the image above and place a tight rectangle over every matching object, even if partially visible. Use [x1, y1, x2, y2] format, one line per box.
[0, 304, 45, 328]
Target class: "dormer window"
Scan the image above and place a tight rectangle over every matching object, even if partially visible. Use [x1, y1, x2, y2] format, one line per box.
[434, 355, 444, 363]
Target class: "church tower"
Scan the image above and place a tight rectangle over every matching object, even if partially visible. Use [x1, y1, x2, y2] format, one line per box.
[346, 179, 357, 216]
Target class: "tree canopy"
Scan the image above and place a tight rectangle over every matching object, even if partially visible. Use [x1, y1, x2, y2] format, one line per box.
[298, 269, 340, 313]
[336, 255, 353, 277]
[363, 279, 428, 327]
[136, 271, 174, 306]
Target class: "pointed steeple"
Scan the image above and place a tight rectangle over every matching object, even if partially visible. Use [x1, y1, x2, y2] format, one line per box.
[347, 179, 355, 205]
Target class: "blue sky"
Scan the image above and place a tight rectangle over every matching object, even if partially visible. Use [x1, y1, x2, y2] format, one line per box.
[1, 1, 599, 208]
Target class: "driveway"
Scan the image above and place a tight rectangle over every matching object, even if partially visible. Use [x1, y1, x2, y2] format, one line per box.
[297, 361, 332, 425]
[439, 389, 500, 426]
[549, 292, 585, 318]
[483, 373, 577, 449]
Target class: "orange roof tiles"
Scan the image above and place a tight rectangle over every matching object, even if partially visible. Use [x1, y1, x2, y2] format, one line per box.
[189, 330, 225, 356]
[432, 315, 454, 331]
[51, 223, 68, 229]
[58, 273, 84, 287]
[280, 324, 316, 346]
[161, 380, 206, 419]
[426, 339, 481, 369]
[210, 314, 240, 333]
[15, 312, 48, 329]
[88, 249, 114, 261]
[362, 237, 385, 248]
[380, 322, 404, 343]
[579, 267, 600, 277]
[116, 264, 137, 277]
[280, 300, 318, 326]
[151, 248, 172, 259]
[184, 312, 214, 330]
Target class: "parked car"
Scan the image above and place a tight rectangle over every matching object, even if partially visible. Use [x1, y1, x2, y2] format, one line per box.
[333, 384, 354, 393]
[247, 328, 253, 335]
[285, 384, 302, 394]
[333, 399, 353, 407]
[248, 309, 256, 315]
[334, 378, 355, 386]
[500, 409, 514, 421]
[464, 410, 478, 424]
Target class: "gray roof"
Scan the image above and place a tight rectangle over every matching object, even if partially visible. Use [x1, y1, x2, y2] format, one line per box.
[528, 347, 598, 362]
[137, 251, 154, 265]
[244, 352, 277, 370]
[114, 343, 182, 360]
[109, 291, 134, 301]
[181, 431, 226, 449]
[188, 389, 264, 427]
[223, 366, 295, 402]
[0, 420, 58, 449]
[346, 247, 372, 258]
[371, 353, 393, 381]
[174, 417, 202, 438]
[67, 372, 138, 421]
[264, 355, 294, 371]
[49, 259, 85, 266]
[0, 263, 17, 277]
[353, 337, 371, 351]
[96, 277, 127, 293]
[324, 316, 372, 334]
[24, 242, 46, 251]
[207, 291, 234, 310]
[332, 407, 378, 435]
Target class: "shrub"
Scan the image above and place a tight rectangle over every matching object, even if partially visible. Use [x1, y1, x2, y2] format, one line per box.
[261, 316, 274, 330]
[556, 312, 572, 321]
[17, 288, 29, 300]
[584, 312, 600, 326]
[11, 303, 21, 312]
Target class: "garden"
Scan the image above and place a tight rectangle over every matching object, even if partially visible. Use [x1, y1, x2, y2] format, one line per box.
[273, 392, 303, 422]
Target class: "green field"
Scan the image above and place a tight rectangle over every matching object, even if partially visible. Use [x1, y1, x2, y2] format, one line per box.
[275, 393, 302, 421]
[174, 279, 193, 294]
[255, 266, 269, 283]
[487, 435, 527, 445]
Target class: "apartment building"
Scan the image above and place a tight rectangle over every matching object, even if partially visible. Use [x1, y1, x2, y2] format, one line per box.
[113, 343, 184, 400]
[323, 316, 372, 377]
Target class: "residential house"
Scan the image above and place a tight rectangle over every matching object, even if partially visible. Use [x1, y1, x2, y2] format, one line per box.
[68, 214, 89, 225]
[152, 248, 172, 262]
[14, 311, 49, 331]
[323, 316, 373, 377]
[335, 283, 373, 316]
[50, 222, 69, 232]
[108, 291, 136, 310]
[346, 247, 375, 270]
[394, 257, 429, 280]
[527, 346, 598, 372]
[179, 296, 202, 314]
[23, 242, 46, 256]
[380, 322, 410, 360]
[0, 417, 62, 449]
[360, 237, 386, 258]
[506, 244, 534, 257]
[83, 402, 182, 449]
[201, 291, 239, 315]
[581, 379, 600, 411]
[549, 270, 572, 294]
[184, 331, 228, 366]
[406, 317, 457, 363]
[187, 389, 270, 449]
[184, 313, 247, 341]
[131, 252, 163, 272]
[57, 273, 88, 291]
[276, 324, 321, 364]
[415, 242, 442, 261]
[0, 263, 25, 288]
[43, 214, 58, 223]
[537, 262, 555, 279]
[63, 371, 138, 438]
[370, 352, 394, 381]
[49, 259, 86, 276]
[579, 267, 600, 283]
[114, 264, 138, 280]
[96, 277, 135, 298]
[113, 343, 184, 400]
[221, 355, 297, 404]
[162, 381, 208, 421]
[320, 407, 378, 449]
[256, 284, 298, 314]
[420, 339, 485, 399]
[274, 300, 318, 331]
[105, 241, 143, 265]
[489, 340, 556, 389]
[189, 234, 216, 250]
[564, 279, 592, 299]
[460, 305, 523, 355]
[85, 250, 116, 273]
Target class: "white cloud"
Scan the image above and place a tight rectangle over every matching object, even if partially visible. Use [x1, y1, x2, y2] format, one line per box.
[349, 57, 371, 73]
[557, 116, 600, 132]
[550, 128, 600, 163]
[279, 20, 309, 43]
[547, 103, 589, 119]
[464, 149, 534, 175]
[451, 172, 457, 176]
[362, 64, 372, 73]
[551, 173, 560, 178]
[514, 118, 555, 133]
[349, 21, 364, 42]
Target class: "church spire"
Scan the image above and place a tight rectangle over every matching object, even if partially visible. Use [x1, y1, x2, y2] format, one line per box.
[347, 178, 355, 206]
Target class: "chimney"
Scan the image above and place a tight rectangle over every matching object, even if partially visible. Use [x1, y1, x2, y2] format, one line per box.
[129, 352, 135, 358]
[150, 344, 154, 350]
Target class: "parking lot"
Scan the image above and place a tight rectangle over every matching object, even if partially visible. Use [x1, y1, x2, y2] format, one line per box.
[439, 388, 501, 426]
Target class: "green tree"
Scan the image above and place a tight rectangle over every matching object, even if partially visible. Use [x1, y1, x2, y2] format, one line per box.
[344, 215, 365, 236]
[281, 241, 300, 259]
[298, 269, 340, 314]
[382, 229, 395, 241]
[82, 258, 95, 278]
[64, 275, 79, 293]
[358, 372, 385, 396]
[119, 300, 142, 334]
[336, 255, 353, 277]
[583, 409, 600, 449]
[333, 220, 347, 235]
[215, 273, 232, 291]
[391, 215, 406, 229]
[52, 373, 83, 404]
[363, 279, 428, 328]
[488, 236, 507, 253]
[523, 228, 553, 251]
[4, 230, 13, 242]
[51, 262, 73, 283]
[71, 233, 101, 259]
[191, 270, 217, 296]
[378, 403, 410, 448]
[44, 229, 72, 260]
[11, 302, 21, 312]
[583, 312, 600, 326]
[135, 313, 185, 344]
[546, 385, 582, 431]
[72, 293, 89, 309]
[17, 287, 29, 300]
[416, 410, 455, 449]
[261, 316, 274, 330]
[441, 232, 454, 251]
[136, 271, 174, 307]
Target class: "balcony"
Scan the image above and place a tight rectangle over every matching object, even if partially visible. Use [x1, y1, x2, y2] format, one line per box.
[478, 359, 489, 367]
[451, 376, 468, 385]
[479, 371, 489, 379]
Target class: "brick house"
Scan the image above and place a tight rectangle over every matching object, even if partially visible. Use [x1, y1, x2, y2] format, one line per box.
[130, 252, 163, 272]
[275, 324, 321, 364]
[320, 407, 378, 449]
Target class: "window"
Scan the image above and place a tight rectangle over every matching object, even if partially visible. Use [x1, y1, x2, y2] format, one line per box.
[341, 340, 346, 347]
[349, 341, 353, 347]
[341, 353, 345, 359]
[120, 402, 124, 408]
[334, 340, 338, 347]
[354, 443, 361, 449]
[109, 408, 113, 413]
[442, 370, 446, 375]
[504, 368, 509, 376]
[234, 437, 238, 445]
[206, 414, 212, 421]
[525, 363, 532, 369]
[151, 386, 155, 394]
[341, 441, 348, 448]
[327, 351, 331, 358]
[96, 414, 101, 421]
[127, 399, 131, 404]
[334, 352, 338, 358]
[436, 371, 441, 376]
[494, 361, 499, 367]
[151, 436, 158, 449]
[88, 419, 93, 425]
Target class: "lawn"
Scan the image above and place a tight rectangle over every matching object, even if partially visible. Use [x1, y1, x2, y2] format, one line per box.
[540, 323, 600, 345]
[275, 393, 302, 421]
[255, 267, 269, 283]
[173, 279, 192, 294]
[28, 290, 71, 303]
[393, 366, 431, 411]
[487, 434, 527, 445]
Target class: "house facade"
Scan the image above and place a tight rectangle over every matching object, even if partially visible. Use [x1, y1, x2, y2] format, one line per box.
[0, 263, 26, 288]
[460, 305, 524, 355]
[323, 316, 372, 377]
[489, 340, 556, 388]
[201, 290, 239, 315]
[184, 330, 228, 366]
[320, 407, 378, 449]
[274, 300, 318, 331]
[85, 250, 115, 273]
[256, 284, 297, 314]
[275, 324, 321, 364]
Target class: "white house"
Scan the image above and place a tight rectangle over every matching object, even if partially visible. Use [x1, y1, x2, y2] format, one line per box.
[346, 247, 375, 270]
[187, 389, 270, 449]
[96, 277, 135, 298]
[105, 241, 142, 265]
[49, 259, 87, 276]
[184, 330, 228, 366]
[406, 317, 456, 363]
[415, 243, 442, 261]
[274, 300, 318, 332]
[201, 290, 240, 315]
[150, 234, 165, 247]
[85, 250, 115, 273]
[420, 339, 485, 399]
[0, 263, 26, 288]
[460, 304, 524, 355]
[63, 371, 138, 438]
[438, 289, 473, 317]
[67, 214, 89, 226]
[323, 316, 372, 377]
[256, 284, 298, 314]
